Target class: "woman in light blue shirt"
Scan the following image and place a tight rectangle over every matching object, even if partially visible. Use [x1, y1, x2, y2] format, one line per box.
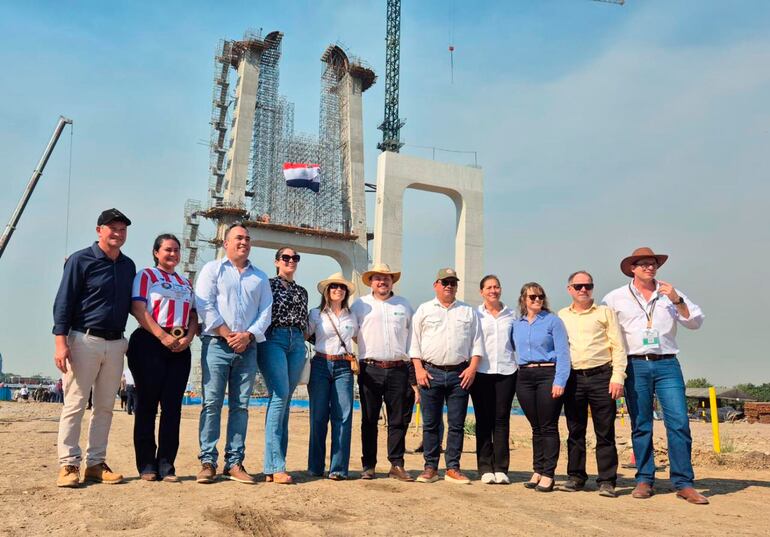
[510, 282, 571, 492]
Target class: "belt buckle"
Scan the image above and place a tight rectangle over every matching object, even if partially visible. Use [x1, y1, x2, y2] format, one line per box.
[170, 327, 185, 339]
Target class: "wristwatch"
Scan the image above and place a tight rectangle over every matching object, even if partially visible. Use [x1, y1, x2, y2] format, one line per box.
[673, 296, 685, 305]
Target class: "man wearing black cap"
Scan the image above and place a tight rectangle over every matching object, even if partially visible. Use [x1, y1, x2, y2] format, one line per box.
[53, 209, 136, 488]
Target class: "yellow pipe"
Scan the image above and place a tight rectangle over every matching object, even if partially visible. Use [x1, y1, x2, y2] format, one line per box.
[709, 386, 721, 453]
[415, 403, 421, 429]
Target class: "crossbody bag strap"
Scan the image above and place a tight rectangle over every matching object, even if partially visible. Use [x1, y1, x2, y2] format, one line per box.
[323, 309, 351, 355]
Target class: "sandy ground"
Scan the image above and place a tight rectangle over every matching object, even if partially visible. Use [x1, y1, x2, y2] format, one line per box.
[2, 401, 770, 537]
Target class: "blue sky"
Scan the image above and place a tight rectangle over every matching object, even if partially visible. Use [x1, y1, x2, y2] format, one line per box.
[1, 1, 768, 384]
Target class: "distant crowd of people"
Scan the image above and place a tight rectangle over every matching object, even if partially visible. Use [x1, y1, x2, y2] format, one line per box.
[49, 208, 709, 505]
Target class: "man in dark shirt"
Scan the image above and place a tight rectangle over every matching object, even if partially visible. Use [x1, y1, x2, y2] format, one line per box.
[53, 209, 135, 488]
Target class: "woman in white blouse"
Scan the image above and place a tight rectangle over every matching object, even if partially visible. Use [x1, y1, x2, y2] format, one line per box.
[471, 275, 518, 484]
[306, 272, 359, 480]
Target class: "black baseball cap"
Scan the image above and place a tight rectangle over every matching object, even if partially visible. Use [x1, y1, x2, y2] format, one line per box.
[97, 208, 132, 226]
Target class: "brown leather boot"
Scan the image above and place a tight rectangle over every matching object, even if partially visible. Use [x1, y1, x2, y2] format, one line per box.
[416, 467, 439, 483]
[56, 465, 80, 488]
[632, 482, 654, 499]
[196, 463, 217, 484]
[676, 487, 709, 505]
[388, 465, 414, 482]
[83, 462, 123, 484]
[223, 464, 256, 484]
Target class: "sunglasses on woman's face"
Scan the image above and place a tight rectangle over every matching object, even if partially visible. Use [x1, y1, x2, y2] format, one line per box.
[528, 294, 545, 301]
[328, 283, 346, 291]
[280, 254, 301, 263]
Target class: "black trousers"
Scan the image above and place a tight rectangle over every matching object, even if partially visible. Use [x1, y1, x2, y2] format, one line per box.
[358, 362, 409, 468]
[127, 328, 191, 477]
[563, 367, 618, 485]
[470, 372, 517, 474]
[516, 367, 563, 478]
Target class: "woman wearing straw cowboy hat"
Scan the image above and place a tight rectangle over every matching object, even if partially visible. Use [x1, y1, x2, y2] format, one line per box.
[350, 263, 416, 481]
[306, 272, 359, 480]
[602, 247, 708, 505]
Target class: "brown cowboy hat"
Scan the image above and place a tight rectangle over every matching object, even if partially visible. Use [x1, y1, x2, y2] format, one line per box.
[620, 247, 669, 278]
[361, 262, 401, 287]
[317, 272, 355, 295]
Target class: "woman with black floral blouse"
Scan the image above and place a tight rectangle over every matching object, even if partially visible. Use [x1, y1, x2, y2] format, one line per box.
[257, 247, 309, 484]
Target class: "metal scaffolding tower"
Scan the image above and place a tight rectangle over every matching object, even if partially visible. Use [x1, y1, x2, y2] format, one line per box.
[377, 0, 405, 152]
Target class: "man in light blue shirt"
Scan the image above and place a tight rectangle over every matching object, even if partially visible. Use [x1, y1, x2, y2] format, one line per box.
[194, 223, 272, 485]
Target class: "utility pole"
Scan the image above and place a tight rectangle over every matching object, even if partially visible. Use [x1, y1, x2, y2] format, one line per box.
[377, 0, 405, 152]
[0, 116, 73, 259]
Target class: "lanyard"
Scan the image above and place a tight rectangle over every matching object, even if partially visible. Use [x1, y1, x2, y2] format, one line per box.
[628, 284, 658, 329]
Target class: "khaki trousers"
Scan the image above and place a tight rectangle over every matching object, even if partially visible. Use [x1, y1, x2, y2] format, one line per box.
[57, 331, 127, 467]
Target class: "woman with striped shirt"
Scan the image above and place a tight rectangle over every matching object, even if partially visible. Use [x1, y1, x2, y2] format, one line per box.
[128, 233, 199, 482]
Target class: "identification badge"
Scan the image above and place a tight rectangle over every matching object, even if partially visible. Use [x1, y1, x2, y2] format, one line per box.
[641, 328, 661, 351]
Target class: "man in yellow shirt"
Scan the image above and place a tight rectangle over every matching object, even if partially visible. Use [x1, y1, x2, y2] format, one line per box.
[558, 271, 627, 498]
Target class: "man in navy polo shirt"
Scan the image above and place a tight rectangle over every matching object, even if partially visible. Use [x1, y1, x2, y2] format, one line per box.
[53, 208, 135, 488]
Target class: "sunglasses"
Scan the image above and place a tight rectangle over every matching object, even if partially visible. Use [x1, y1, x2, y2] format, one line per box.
[571, 283, 594, 291]
[280, 254, 301, 263]
[634, 261, 658, 269]
[328, 283, 346, 291]
[528, 294, 545, 301]
[439, 278, 458, 287]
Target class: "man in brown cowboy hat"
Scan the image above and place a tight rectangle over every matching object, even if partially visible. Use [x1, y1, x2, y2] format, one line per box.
[350, 263, 416, 481]
[602, 247, 708, 505]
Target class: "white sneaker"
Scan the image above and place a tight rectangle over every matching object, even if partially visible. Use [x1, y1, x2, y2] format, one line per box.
[481, 472, 496, 484]
[494, 472, 510, 484]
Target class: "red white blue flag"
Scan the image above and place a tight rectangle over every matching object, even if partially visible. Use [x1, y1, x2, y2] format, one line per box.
[283, 162, 320, 193]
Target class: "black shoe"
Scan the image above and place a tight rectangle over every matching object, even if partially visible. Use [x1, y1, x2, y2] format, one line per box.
[561, 478, 585, 492]
[535, 480, 555, 493]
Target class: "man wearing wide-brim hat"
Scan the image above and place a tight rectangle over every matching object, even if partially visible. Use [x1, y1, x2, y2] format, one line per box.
[602, 247, 708, 505]
[350, 263, 416, 482]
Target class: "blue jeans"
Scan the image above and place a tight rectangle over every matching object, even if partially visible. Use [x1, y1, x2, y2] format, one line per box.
[307, 356, 354, 477]
[257, 327, 307, 474]
[198, 336, 258, 469]
[419, 364, 470, 470]
[625, 357, 694, 489]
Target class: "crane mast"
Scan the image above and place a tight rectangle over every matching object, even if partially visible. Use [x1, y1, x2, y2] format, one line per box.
[377, 0, 405, 152]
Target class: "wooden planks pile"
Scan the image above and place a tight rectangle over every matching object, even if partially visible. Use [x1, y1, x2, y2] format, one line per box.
[745, 402, 770, 424]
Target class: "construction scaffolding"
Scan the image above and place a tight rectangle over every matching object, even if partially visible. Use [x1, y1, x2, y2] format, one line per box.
[181, 199, 202, 282]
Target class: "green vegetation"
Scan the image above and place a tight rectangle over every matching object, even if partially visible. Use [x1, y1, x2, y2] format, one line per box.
[735, 383, 770, 402]
[686, 377, 711, 388]
[463, 418, 476, 436]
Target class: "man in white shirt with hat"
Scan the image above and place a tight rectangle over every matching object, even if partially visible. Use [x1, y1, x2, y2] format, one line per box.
[603, 247, 708, 505]
[350, 263, 416, 481]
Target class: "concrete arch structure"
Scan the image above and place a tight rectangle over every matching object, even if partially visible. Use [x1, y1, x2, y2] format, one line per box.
[372, 151, 484, 304]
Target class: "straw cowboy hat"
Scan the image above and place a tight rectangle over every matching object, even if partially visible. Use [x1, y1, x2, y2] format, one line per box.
[620, 247, 669, 278]
[361, 262, 401, 287]
[317, 272, 355, 295]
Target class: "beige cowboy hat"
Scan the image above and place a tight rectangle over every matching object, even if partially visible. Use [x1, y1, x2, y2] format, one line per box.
[317, 272, 355, 295]
[620, 247, 669, 278]
[361, 262, 401, 287]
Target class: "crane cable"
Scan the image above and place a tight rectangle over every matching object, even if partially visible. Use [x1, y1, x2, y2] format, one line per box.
[448, 0, 456, 84]
[64, 122, 73, 257]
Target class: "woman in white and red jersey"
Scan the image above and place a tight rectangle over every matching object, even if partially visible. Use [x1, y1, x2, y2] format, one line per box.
[127, 234, 199, 482]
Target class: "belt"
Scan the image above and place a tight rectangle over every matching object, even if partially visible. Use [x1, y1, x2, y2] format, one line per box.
[572, 362, 612, 377]
[521, 362, 556, 368]
[161, 326, 188, 338]
[73, 328, 124, 341]
[316, 352, 349, 361]
[628, 353, 676, 361]
[422, 360, 468, 372]
[362, 359, 408, 369]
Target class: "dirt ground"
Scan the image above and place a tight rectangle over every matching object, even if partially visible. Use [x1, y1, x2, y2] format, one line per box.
[1, 401, 769, 537]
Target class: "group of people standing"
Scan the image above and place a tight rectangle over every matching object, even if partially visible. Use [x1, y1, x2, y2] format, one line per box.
[52, 209, 708, 505]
